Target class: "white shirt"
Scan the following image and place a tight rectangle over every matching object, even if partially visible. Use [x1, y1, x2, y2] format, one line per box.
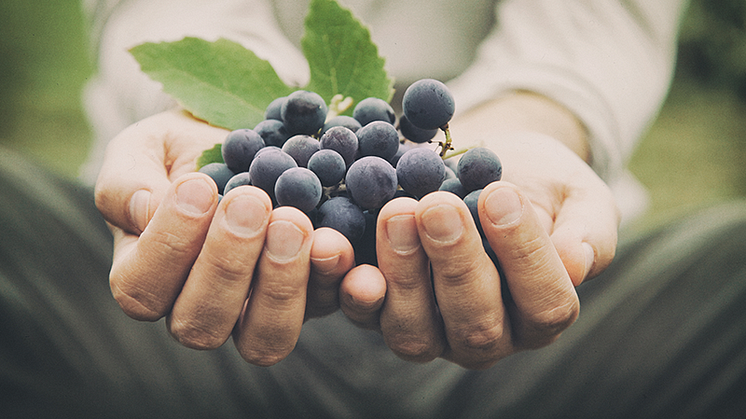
[80, 0, 688, 222]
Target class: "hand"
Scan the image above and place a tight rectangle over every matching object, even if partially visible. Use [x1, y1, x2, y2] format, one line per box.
[95, 109, 355, 365]
[339, 127, 619, 370]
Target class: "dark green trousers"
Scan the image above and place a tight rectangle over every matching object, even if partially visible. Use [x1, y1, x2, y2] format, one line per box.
[2, 147, 745, 419]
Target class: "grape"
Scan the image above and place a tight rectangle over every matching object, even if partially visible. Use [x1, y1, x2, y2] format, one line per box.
[198, 162, 234, 195]
[353, 97, 396, 126]
[282, 134, 320, 167]
[463, 189, 483, 234]
[307, 149, 346, 187]
[319, 126, 359, 166]
[457, 147, 502, 192]
[224, 172, 252, 196]
[281, 90, 328, 136]
[322, 115, 362, 136]
[254, 119, 290, 147]
[195, 78, 507, 271]
[396, 147, 445, 198]
[356, 121, 400, 161]
[389, 141, 413, 167]
[345, 156, 398, 210]
[317, 196, 366, 243]
[398, 114, 438, 143]
[265, 96, 287, 120]
[248, 147, 297, 199]
[275, 167, 322, 213]
[402, 78, 455, 130]
[439, 177, 468, 199]
[443, 165, 457, 180]
[221, 129, 265, 173]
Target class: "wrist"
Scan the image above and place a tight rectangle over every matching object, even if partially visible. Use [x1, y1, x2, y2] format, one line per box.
[449, 91, 590, 163]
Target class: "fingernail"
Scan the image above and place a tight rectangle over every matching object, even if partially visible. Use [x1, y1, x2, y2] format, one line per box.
[225, 195, 269, 236]
[129, 189, 151, 233]
[311, 254, 341, 274]
[265, 220, 306, 261]
[386, 215, 420, 253]
[176, 178, 215, 215]
[421, 204, 464, 243]
[583, 242, 595, 276]
[484, 187, 523, 226]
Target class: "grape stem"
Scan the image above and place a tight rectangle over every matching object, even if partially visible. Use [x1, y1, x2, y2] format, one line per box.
[438, 124, 454, 158]
[326, 94, 355, 121]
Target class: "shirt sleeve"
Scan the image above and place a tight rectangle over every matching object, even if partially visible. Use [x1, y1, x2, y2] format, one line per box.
[79, 0, 309, 183]
[446, 0, 688, 183]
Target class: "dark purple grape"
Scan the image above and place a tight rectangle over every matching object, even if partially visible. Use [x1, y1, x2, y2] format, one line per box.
[398, 114, 438, 143]
[396, 147, 445, 198]
[353, 97, 396, 126]
[463, 189, 483, 234]
[402, 78, 455, 130]
[221, 129, 265, 173]
[198, 162, 234, 195]
[254, 119, 290, 148]
[439, 177, 468, 199]
[282, 134, 320, 167]
[322, 115, 362, 136]
[274, 167, 322, 213]
[356, 121, 400, 161]
[389, 141, 413, 167]
[319, 126, 359, 166]
[223, 172, 252, 196]
[248, 148, 297, 199]
[307, 149, 346, 187]
[265, 96, 287, 120]
[317, 196, 366, 243]
[345, 156, 398, 210]
[281, 90, 328, 136]
[457, 147, 502, 192]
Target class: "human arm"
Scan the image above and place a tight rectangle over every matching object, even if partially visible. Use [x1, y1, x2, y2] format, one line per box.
[94, 109, 355, 364]
[337, 0, 688, 369]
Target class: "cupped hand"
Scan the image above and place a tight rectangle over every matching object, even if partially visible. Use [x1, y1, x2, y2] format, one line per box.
[340, 131, 619, 370]
[95, 109, 354, 365]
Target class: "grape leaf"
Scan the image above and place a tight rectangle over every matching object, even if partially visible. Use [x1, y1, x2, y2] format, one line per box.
[196, 143, 224, 167]
[130, 37, 294, 131]
[302, 0, 395, 109]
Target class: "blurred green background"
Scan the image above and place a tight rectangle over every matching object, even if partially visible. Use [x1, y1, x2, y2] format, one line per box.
[1, 0, 745, 228]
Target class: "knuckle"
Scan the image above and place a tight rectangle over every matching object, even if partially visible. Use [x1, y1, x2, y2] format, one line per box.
[389, 338, 441, 363]
[261, 283, 304, 305]
[199, 250, 256, 283]
[527, 298, 580, 336]
[168, 318, 227, 350]
[148, 228, 195, 259]
[110, 279, 167, 322]
[237, 347, 289, 367]
[451, 321, 506, 355]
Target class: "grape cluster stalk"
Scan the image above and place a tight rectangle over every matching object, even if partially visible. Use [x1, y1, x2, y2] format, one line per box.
[198, 78, 502, 265]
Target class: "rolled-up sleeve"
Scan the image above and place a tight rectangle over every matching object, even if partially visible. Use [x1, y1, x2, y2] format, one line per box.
[447, 0, 688, 183]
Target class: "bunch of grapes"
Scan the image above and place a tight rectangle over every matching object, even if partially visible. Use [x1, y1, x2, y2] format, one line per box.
[198, 78, 502, 265]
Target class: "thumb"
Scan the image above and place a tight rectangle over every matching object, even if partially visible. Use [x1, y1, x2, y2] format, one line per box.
[95, 110, 228, 234]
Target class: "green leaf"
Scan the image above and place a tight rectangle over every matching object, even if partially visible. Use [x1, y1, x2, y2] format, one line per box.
[130, 37, 294, 130]
[302, 0, 395, 110]
[196, 143, 224, 169]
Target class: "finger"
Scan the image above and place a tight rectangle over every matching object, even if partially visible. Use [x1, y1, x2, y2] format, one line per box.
[95, 109, 227, 234]
[166, 186, 272, 349]
[304, 227, 356, 319]
[109, 172, 218, 321]
[549, 182, 619, 285]
[339, 264, 387, 331]
[377, 197, 445, 362]
[478, 182, 579, 349]
[414, 191, 509, 369]
[232, 206, 314, 366]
